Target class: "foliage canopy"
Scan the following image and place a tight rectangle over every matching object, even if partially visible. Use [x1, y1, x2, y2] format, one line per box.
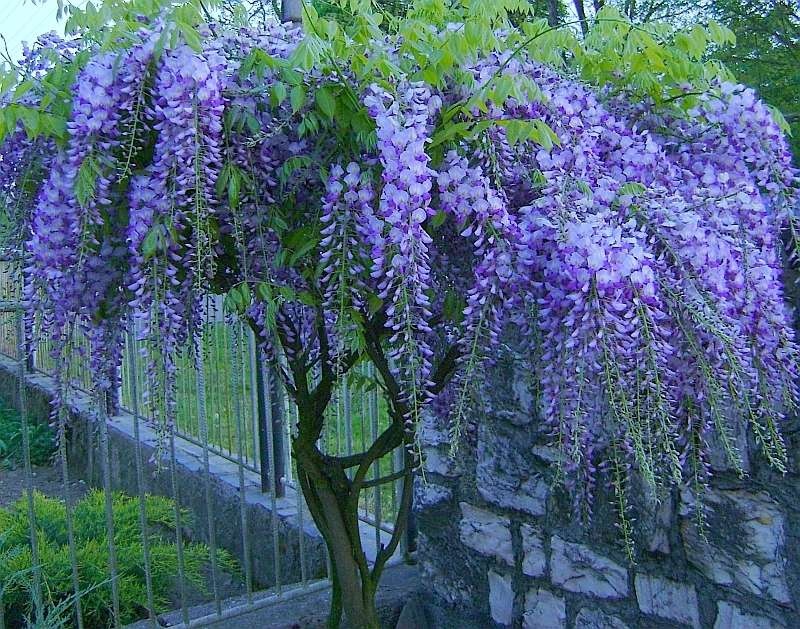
[0, 1, 798, 626]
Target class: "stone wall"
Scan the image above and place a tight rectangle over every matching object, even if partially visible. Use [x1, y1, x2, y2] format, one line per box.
[415, 339, 800, 628]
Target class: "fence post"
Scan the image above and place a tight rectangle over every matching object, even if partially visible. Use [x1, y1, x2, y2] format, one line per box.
[254, 348, 286, 497]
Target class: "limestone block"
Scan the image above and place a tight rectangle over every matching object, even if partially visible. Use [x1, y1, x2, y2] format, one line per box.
[574, 608, 630, 629]
[521, 523, 546, 577]
[713, 601, 784, 629]
[682, 489, 790, 604]
[459, 502, 514, 566]
[415, 481, 452, 509]
[477, 425, 548, 516]
[634, 574, 700, 628]
[550, 536, 628, 599]
[522, 588, 565, 629]
[489, 570, 515, 626]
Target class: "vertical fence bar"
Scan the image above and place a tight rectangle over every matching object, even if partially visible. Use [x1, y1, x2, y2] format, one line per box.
[392, 444, 401, 525]
[194, 321, 222, 617]
[281, 360, 294, 488]
[359, 363, 368, 517]
[97, 383, 122, 628]
[126, 330, 157, 626]
[230, 321, 254, 603]
[13, 294, 45, 624]
[343, 380, 353, 479]
[271, 363, 287, 498]
[254, 349, 270, 493]
[279, 349, 309, 588]
[296, 453, 309, 587]
[247, 328, 260, 469]
[166, 379, 191, 626]
[56, 354, 85, 629]
[369, 364, 382, 552]
[254, 344, 286, 497]
[254, 347, 272, 493]
[261, 359, 283, 593]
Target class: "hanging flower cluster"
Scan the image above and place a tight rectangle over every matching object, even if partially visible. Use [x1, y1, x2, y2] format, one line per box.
[437, 152, 521, 444]
[2, 13, 799, 529]
[320, 162, 374, 342]
[363, 83, 441, 428]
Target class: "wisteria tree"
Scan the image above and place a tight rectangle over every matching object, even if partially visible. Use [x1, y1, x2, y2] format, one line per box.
[1, 0, 799, 626]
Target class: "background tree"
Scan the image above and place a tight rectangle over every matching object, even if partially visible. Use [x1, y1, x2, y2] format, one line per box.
[711, 0, 799, 157]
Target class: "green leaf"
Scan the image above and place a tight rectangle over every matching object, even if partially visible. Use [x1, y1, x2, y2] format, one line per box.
[226, 283, 252, 314]
[430, 121, 474, 148]
[707, 20, 735, 47]
[315, 86, 337, 119]
[12, 80, 33, 101]
[289, 237, 318, 266]
[216, 162, 231, 197]
[256, 282, 273, 302]
[291, 85, 306, 114]
[443, 291, 465, 323]
[367, 293, 383, 315]
[281, 67, 303, 86]
[178, 21, 202, 52]
[141, 226, 164, 260]
[533, 119, 561, 150]
[767, 106, 792, 135]
[270, 81, 287, 107]
[75, 155, 99, 208]
[297, 291, 318, 307]
[278, 155, 313, 185]
[227, 167, 241, 209]
[431, 210, 447, 229]
[277, 285, 297, 302]
[619, 182, 647, 197]
[18, 107, 40, 138]
[43, 114, 67, 140]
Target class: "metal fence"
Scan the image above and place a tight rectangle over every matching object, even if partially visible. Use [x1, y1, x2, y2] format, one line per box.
[0, 254, 407, 628]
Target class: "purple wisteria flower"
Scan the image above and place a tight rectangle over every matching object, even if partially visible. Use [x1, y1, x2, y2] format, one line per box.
[3, 19, 798, 523]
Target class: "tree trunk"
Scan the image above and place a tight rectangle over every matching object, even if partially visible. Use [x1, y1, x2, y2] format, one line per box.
[547, 0, 560, 26]
[294, 442, 382, 629]
[281, 0, 303, 22]
[573, 0, 589, 36]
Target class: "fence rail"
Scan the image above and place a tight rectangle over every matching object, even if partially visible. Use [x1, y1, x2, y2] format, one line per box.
[0, 256, 407, 628]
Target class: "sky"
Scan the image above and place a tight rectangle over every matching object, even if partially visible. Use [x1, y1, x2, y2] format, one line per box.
[0, 0, 88, 63]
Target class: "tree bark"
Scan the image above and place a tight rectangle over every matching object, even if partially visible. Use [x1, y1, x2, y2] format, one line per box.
[274, 306, 454, 628]
[573, 0, 589, 36]
[294, 439, 384, 629]
[281, 0, 303, 22]
[547, 0, 560, 26]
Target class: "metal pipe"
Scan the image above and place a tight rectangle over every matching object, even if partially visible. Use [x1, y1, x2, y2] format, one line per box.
[230, 321, 255, 603]
[194, 327, 222, 616]
[126, 330, 157, 626]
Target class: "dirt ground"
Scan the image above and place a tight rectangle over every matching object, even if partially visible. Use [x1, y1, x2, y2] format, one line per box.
[0, 464, 88, 508]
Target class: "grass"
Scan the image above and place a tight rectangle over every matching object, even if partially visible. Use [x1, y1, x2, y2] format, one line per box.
[0, 490, 239, 628]
[0, 402, 55, 470]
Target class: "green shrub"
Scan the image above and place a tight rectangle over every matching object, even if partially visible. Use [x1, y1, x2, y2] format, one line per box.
[0, 403, 55, 469]
[0, 491, 238, 628]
